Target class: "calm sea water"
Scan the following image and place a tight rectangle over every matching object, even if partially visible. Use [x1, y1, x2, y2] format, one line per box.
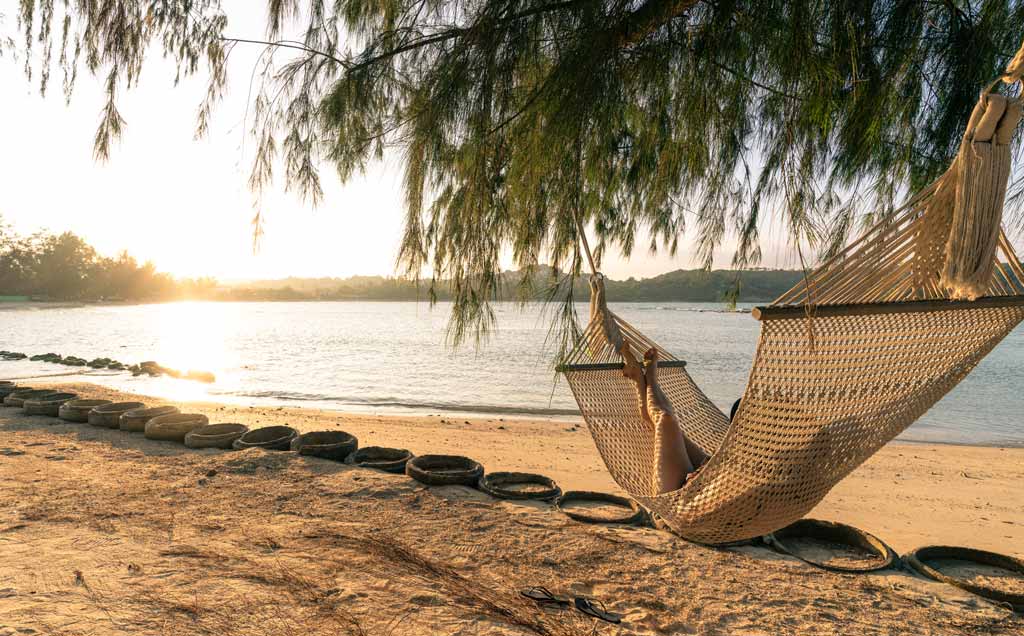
[1, 301, 1021, 446]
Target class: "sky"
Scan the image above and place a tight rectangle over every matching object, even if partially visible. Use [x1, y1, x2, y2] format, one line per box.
[0, 5, 804, 282]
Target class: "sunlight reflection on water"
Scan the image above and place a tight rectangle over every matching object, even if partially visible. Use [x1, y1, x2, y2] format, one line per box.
[1, 300, 1021, 446]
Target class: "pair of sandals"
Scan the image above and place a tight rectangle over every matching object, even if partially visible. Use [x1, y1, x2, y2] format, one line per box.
[520, 586, 622, 624]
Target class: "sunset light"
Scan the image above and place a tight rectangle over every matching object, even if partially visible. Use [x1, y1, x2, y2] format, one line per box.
[3, 3, 1024, 633]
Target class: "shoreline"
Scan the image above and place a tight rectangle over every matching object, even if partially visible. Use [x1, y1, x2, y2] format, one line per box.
[16, 380, 1024, 556]
[5, 369, 1023, 448]
[0, 298, 767, 309]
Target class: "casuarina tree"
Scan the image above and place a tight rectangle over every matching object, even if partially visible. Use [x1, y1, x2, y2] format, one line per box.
[6, 1, 1023, 346]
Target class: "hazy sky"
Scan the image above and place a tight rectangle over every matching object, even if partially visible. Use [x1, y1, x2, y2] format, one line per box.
[0, 6, 810, 281]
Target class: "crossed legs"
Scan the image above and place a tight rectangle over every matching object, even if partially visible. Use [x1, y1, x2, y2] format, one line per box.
[622, 344, 708, 495]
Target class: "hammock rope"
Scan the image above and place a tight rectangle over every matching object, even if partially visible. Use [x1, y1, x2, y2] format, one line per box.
[561, 42, 1024, 545]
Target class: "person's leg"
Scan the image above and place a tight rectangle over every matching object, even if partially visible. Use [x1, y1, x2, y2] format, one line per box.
[644, 348, 700, 495]
[619, 343, 649, 422]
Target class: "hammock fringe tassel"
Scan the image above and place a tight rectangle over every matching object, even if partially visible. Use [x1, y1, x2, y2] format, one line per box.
[938, 63, 1024, 299]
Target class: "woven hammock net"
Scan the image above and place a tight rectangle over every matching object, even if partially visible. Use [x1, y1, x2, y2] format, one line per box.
[562, 69, 1024, 545]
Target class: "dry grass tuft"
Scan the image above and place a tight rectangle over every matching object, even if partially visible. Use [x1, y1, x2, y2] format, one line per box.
[334, 532, 602, 636]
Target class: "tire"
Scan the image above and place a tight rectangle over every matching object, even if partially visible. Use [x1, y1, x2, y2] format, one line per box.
[0, 382, 19, 399]
[556, 491, 646, 526]
[904, 545, 1024, 610]
[405, 454, 484, 487]
[765, 519, 897, 573]
[119, 405, 180, 432]
[59, 399, 113, 423]
[185, 423, 249, 449]
[88, 402, 146, 428]
[290, 431, 357, 461]
[23, 392, 78, 417]
[231, 425, 298, 451]
[144, 413, 210, 442]
[347, 446, 413, 474]
[4, 389, 58, 408]
[478, 471, 561, 501]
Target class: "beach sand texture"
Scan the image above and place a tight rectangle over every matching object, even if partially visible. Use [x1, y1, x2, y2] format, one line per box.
[1, 382, 1022, 635]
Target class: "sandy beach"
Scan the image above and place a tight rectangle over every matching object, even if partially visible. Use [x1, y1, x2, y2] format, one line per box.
[2, 381, 1023, 635]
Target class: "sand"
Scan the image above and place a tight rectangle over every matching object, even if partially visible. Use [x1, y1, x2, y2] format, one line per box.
[1, 381, 1022, 635]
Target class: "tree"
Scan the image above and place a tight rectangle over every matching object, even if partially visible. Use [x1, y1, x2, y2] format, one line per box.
[7, 1, 1024, 346]
[33, 232, 99, 299]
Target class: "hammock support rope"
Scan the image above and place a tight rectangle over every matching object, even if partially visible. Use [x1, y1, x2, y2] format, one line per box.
[561, 45, 1024, 545]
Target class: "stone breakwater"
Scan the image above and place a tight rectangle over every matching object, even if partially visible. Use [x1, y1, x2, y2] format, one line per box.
[0, 351, 215, 383]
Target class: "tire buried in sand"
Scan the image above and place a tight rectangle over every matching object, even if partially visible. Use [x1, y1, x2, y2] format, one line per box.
[556, 491, 646, 526]
[23, 392, 79, 417]
[4, 389, 58, 408]
[0, 383, 21, 399]
[89, 402, 146, 428]
[765, 519, 897, 573]
[145, 413, 210, 443]
[231, 425, 298, 451]
[904, 545, 1024, 610]
[406, 454, 484, 487]
[184, 423, 249, 449]
[120, 405, 180, 432]
[59, 399, 113, 423]
[478, 471, 561, 501]
[290, 430, 358, 461]
[347, 446, 413, 474]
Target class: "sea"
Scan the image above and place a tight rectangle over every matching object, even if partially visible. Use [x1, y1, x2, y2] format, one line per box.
[1, 301, 1021, 446]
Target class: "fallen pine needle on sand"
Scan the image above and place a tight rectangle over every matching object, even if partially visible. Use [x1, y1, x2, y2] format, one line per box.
[0, 382, 1022, 635]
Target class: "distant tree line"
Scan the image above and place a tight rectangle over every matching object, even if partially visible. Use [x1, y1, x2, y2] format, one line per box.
[235, 268, 806, 303]
[0, 218, 805, 303]
[0, 219, 216, 301]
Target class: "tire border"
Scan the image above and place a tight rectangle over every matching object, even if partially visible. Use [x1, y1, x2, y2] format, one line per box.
[904, 545, 1024, 609]
[765, 518, 897, 573]
[556, 490, 645, 526]
[478, 471, 561, 501]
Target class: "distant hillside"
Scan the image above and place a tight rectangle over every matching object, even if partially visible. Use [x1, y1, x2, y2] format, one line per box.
[223, 268, 805, 303]
[600, 269, 804, 302]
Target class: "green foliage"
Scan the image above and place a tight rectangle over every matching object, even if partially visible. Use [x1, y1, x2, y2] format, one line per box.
[0, 218, 211, 301]
[7, 1, 1024, 347]
[222, 267, 803, 301]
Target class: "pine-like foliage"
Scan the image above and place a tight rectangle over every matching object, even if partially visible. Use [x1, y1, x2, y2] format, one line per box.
[6, 1, 1024, 348]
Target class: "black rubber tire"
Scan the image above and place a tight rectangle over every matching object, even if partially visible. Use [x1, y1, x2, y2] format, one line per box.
[406, 454, 484, 487]
[904, 545, 1024, 610]
[478, 471, 561, 501]
[119, 405, 180, 432]
[0, 383, 20, 398]
[4, 389, 58, 408]
[58, 399, 113, 423]
[89, 402, 146, 428]
[231, 425, 298, 451]
[347, 446, 413, 474]
[290, 430, 358, 461]
[765, 519, 897, 573]
[23, 392, 78, 417]
[556, 491, 646, 526]
[144, 413, 210, 442]
[184, 423, 249, 449]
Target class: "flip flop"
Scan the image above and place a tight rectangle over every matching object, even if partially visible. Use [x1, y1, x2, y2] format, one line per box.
[519, 586, 570, 608]
[574, 597, 622, 624]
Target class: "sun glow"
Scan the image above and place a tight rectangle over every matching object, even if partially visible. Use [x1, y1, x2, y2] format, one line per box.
[145, 301, 239, 401]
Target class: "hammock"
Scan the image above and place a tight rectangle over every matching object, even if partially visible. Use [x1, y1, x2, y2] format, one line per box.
[560, 56, 1024, 545]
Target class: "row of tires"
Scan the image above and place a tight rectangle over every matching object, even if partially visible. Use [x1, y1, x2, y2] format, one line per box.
[7, 382, 1018, 610]
[0, 382, 641, 522]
